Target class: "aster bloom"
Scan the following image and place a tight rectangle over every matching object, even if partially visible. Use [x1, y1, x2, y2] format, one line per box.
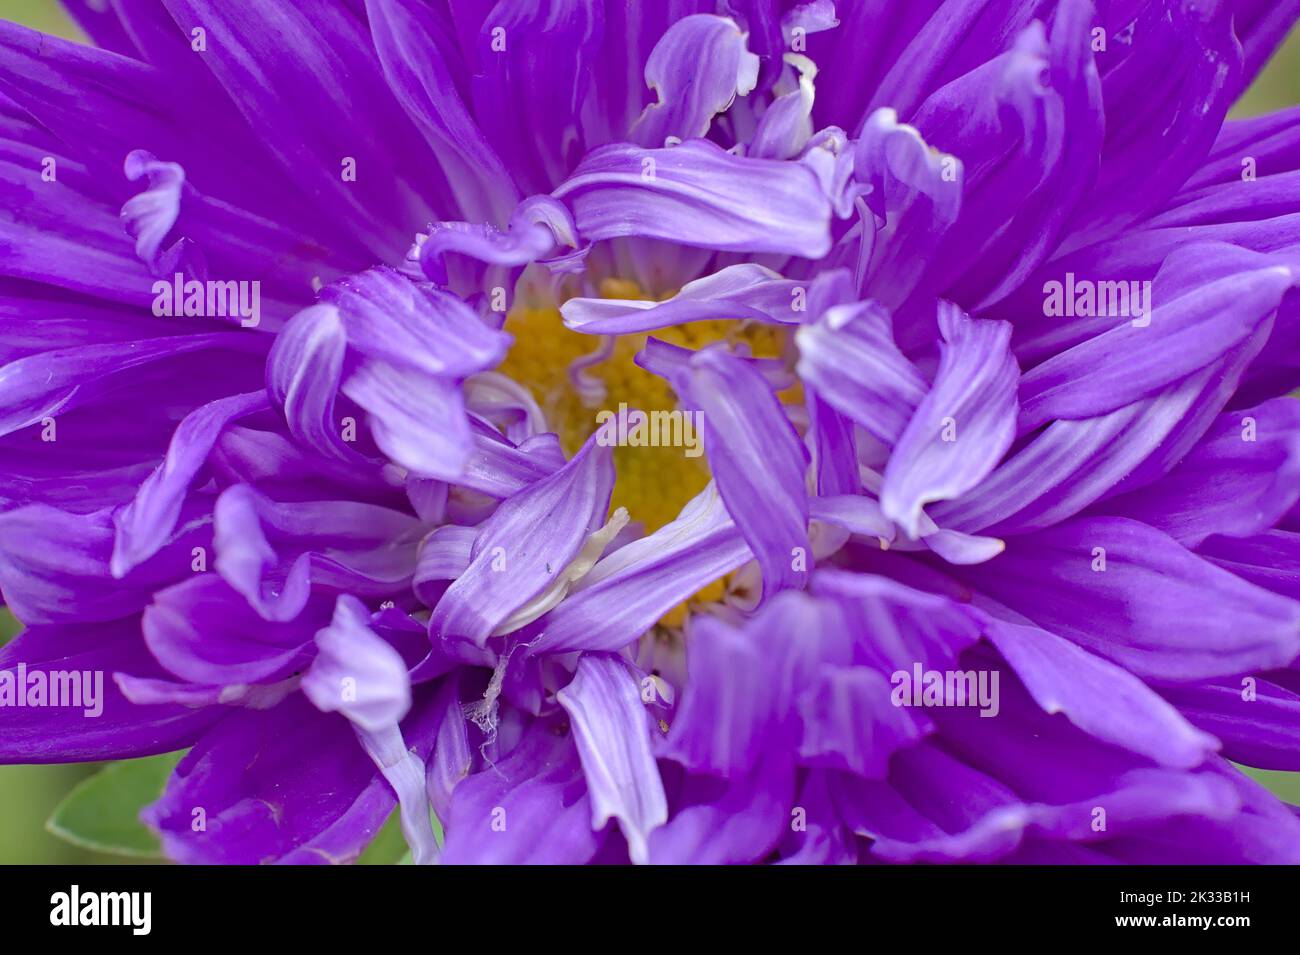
[2, 0, 1300, 867]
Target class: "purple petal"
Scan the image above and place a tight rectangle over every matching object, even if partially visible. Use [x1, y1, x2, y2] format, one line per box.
[143, 693, 435, 865]
[552, 139, 832, 257]
[302, 596, 411, 732]
[795, 299, 927, 445]
[111, 391, 268, 576]
[811, 568, 984, 673]
[439, 717, 599, 865]
[266, 304, 362, 464]
[1063, 0, 1242, 246]
[1018, 244, 1298, 431]
[880, 304, 1018, 537]
[120, 149, 186, 270]
[1161, 677, 1300, 771]
[798, 664, 930, 778]
[1199, 530, 1300, 602]
[629, 15, 759, 147]
[556, 653, 667, 864]
[341, 359, 472, 479]
[456, 424, 565, 499]
[426, 674, 473, 823]
[529, 483, 753, 656]
[321, 267, 510, 378]
[807, 390, 861, 497]
[429, 434, 614, 647]
[417, 196, 578, 286]
[464, 0, 604, 194]
[647, 748, 796, 864]
[751, 55, 817, 160]
[659, 605, 799, 778]
[0, 618, 219, 762]
[918, 523, 1006, 565]
[143, 575, 319, 685]
[809, 494, 893, 541]
[363, 0, 518, 224]
[302, 595, 438, 864]
[834, 746, 1028, 864]
[852, 107, 963, 310]
[213, 484, 422, 621]
[933, 338, 1268, 535]
[0, 505, 200, 625]
[1099, 397, 1300, 547]
[775, 770, 857, 865]
[158, 0, 439, 260]
[955, 516, 1300, 681]
[0, 334, 248, 437]
[412, 524, 476, 608]
[982, 615, 1218, 768]
[663, 346, 810, 598]
[560, 263, 804, 335]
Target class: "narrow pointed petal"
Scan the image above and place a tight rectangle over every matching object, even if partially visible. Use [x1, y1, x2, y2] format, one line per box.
[881, 305, 1018, 537]
[1018, 244, 1297, 431]
[662, 346, 810, 598]
[1099, 397, 1300, 547]
[430, 435, 614, 647]
[364, 0, 518, 224]
[557, 653, 667, 864]
[530, 483, 753, 656]
[983, 616, 1219, 768]
[955, 517, 1300, 681]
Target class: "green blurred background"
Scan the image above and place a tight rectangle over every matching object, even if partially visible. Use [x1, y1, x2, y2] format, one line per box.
[0, 1, 1298, 864]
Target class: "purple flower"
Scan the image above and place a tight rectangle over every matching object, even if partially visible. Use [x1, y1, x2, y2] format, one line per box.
[1, 0, 1300, 865]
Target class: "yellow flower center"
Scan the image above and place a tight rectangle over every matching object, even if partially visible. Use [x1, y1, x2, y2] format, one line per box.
[495, 277, 796, 628]
[497, 278, 789, 533]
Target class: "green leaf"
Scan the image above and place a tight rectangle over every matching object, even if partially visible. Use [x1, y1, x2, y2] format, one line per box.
[46, 751, 184, 858]
[1237, 764, 1300, 806]
[0, 608, 22, 646]
[356, 810, 408, 865]
[356, 808, 444, 864]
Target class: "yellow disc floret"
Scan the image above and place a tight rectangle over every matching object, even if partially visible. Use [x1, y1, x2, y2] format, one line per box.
[496, 278, 788, 532]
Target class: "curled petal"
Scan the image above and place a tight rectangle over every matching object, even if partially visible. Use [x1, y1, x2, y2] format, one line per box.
[629, 14, 760, 147]
[302, 595, 438, 864]
[121, 149, 186, 270]
[112, 391, 268, 576]
[553, 139, 832, 258]
[418, 196, 578, 285]
[795, 299, 927, 445]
